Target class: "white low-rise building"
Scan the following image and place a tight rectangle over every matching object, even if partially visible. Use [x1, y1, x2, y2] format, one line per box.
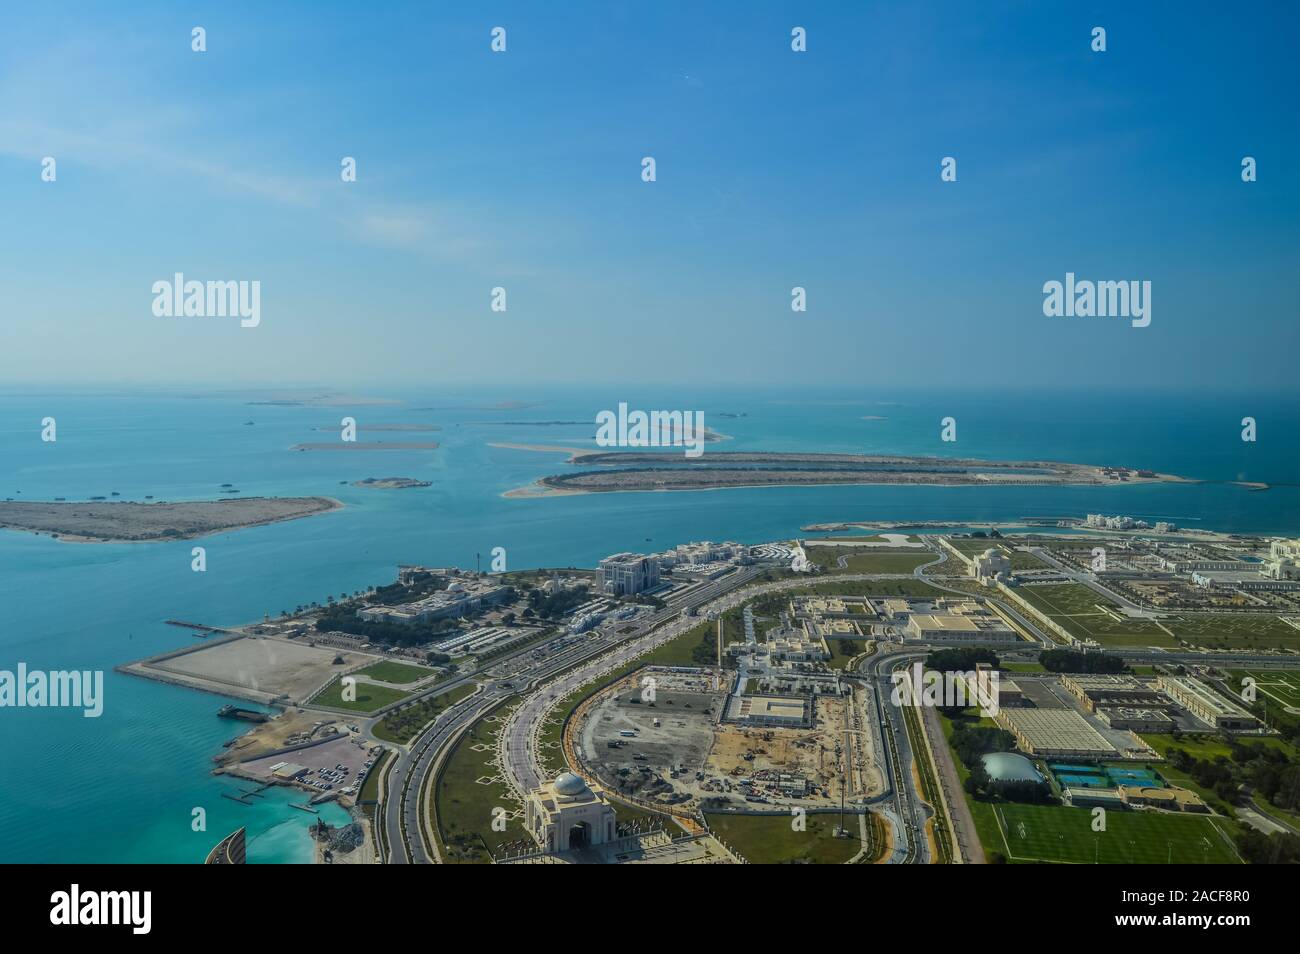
[1265, 538, 1300, 581]
[905, 600, 1018, 644]
[1158, 675, 1258, 732]
[972, 547, 1011, 583]
[525, 773, 618, 853]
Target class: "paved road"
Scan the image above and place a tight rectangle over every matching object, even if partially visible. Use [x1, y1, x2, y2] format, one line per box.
[502, 567, 772, 795]
[382, 686, 505, 864]
[860, 649, 933, 863]
[496, 573, 949, 866]
[384, 564, 771, 862]
[381, 541, 1300, 864]
[915, 543, 1054, 647]
[498, 566, 942, 801]
[918, 700, 984, 863]
[920, 543, 1300, 668]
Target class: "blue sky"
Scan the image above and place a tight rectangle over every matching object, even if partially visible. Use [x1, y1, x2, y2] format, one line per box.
[1, 1, 1296, 391]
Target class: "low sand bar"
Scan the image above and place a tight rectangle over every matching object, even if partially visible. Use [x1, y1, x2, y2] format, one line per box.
[290, 442, 438, 451]
[0, 496, 343, 543]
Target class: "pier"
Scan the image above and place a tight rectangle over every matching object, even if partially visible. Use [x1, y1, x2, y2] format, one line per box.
[221, 783, 272, 805]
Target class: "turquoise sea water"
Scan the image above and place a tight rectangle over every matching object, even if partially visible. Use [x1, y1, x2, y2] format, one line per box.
[0, 386, 1297, 862]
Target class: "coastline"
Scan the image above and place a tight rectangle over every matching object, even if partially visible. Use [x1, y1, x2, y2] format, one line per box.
[0, 496, 344, 544]
[498, 450, 1194, 498]
[502, 479, 1179, 499]
[489, 442, 593, 460]
[503, 472, 1193, 499]
[290, 442, 439, 451]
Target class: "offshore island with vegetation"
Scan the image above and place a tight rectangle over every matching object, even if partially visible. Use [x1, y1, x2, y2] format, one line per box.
[507, 451, 1189, 497]
[0, 496, 343, 543]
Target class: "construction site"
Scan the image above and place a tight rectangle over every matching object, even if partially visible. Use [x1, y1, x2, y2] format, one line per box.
[574, 665, 883, 814]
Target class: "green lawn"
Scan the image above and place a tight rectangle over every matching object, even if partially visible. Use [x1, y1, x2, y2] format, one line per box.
[796, 579, 944, 599]
[1006, 550, 1048, 570]
[992, 802, 1241, 864]
[312, 678, 412, 713]
[435, 696, 670, 863]
[536, 681, 589, 778]
[642, 620, 721, 668]
[946, 537, 1006, 556]
[1016, 583, 1175, 646]
[1143, 731, 1295, 762]
[372, 683, 477, 744]
[1163, 616, 1300, 650]
[436, 708, 527, 864]
[936, 710, 1026, 860]
[1141, 730, 1299, 820]
[1136, 733, 1245, 815]
[805, 546, 933, 575]
[357, 749, 391, 805]
[354, 660, 436, 684]
[810, 533, 922, 545]
[1251, 791, 1300, 831]
[704, 812, 860, 864]
[1225, 669, 1300, 709]
[826, 637, 866, 670]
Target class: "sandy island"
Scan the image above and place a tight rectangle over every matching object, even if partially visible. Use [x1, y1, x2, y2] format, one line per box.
[502, 451, 1192, 498]
[416, 401, 541, 411]
[243, 390, 400, 408]
[490, 441, 595, 459]
[291, 442, 439, 451]
[0, 496, 343, 543]
[351, 477, 431, 489]
[312, 423, 440, 433]
[488, 429, 729, 463]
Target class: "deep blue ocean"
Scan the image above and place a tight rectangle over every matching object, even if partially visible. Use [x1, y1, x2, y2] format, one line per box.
[0, 385, 1296, 862]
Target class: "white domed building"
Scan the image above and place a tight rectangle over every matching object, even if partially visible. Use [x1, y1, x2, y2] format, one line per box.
[971, 547, 1011, 583]
[525, 772, 618, 853]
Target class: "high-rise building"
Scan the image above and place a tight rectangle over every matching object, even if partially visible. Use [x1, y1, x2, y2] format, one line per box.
[599, 553, 660, 595]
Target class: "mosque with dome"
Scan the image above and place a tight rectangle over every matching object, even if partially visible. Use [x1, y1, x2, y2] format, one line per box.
[525, 772, 619, 853]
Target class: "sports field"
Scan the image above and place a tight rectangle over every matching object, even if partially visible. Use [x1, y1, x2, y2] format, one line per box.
[1226, 669, 1300, 713]
[1016, 583, 1174, 646]
[992, 803, 1240, 864]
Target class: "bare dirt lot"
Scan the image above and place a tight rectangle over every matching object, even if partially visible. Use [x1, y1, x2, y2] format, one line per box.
[216, 709, 345, 764]
[579, 681, 861, 810]
[707, 696, 852, 804]
[144, 636, 371, 703]
[581, 687, 724, 809]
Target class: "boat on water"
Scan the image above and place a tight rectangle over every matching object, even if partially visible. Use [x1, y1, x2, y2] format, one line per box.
[217, 705, 269, 724]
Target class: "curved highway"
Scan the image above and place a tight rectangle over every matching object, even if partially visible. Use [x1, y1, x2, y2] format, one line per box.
[379, 539, 1300, 864]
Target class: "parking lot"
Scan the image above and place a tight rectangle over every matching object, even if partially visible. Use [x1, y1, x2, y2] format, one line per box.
[233, 731, 382, 801]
